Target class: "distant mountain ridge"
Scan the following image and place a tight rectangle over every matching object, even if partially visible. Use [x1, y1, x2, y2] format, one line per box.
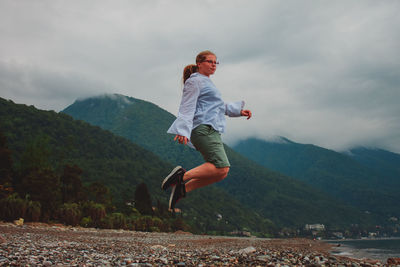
[345, 147, 400, 190]
[63, 94, 375, 228]
[233, 137, 400, 218]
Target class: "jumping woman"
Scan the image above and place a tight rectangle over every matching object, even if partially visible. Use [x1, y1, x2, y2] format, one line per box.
[161, 50, 252, 210]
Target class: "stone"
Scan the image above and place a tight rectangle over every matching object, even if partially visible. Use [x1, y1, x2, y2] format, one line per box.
[0, 256, 8, 263]
[387, 258, 400, 265]
[13, 218, 24, 226]
[256, 255, 270, 261]
[238, 246, 256, 254]
[329, 256, 337, 262]
[43, 260, 52, 266]
[124, 258, 133, 264]
[159, 257, 168, 264]
[150, 245, 167, 250]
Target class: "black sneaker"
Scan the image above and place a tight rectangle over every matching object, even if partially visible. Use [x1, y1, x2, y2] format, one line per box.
[169, 182, 186, 210]
[161, 166, 185, 190]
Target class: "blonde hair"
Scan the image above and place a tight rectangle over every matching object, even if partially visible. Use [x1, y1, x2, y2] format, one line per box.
[182, 50, 216, 84]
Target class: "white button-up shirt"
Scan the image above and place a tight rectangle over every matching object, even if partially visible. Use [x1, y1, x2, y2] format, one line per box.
[167, 72, 244, 143]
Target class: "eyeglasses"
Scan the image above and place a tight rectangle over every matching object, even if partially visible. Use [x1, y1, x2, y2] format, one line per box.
[202, 60, 219, 65]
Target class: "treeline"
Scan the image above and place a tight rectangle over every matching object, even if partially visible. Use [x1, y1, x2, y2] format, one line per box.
[0, 131, 188, 232]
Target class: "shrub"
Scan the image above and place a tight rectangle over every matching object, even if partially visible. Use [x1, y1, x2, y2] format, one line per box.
[26, 200, 41, 222]
[110, 212, 127, 229]
[80, 216, 92, 227]
[57, 203, 81, 226]
[149, 226, 160, 232]
[82, 201, 106, 228]
[0, 193, 27, 221]
[133, 215, 163, 232]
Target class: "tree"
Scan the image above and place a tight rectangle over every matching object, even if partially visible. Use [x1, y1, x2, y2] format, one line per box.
[21, 167, 61, 220]
[18, 135, 52, 175]
[17, 136, 61, 220]
[0, 131, 13, 199]
[134, 183, 153, 215]
[155, 199, 169, 218]
[60, 164, 85, 203]
[87, 182, 113, 209]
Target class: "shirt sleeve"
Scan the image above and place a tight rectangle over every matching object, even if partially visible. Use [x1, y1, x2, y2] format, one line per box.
[167, 79, 200, 139]
[225, 101, 245, 117]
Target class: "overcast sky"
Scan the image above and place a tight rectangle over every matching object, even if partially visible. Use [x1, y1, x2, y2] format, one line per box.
[1, 0, 399, 153]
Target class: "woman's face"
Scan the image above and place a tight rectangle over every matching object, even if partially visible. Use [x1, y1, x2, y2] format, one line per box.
[197, 55, 218, 77]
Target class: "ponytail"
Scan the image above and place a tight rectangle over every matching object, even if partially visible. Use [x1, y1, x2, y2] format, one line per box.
[182, 64, 198, 84]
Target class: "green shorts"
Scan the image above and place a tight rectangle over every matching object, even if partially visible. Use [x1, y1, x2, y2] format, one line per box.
[190, 124, 230, 168]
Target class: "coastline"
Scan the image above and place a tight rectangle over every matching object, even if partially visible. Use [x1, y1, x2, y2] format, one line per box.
[325, 237, 400, 242]
[0, 222, 388, 266]
[326, 238, 400, 263]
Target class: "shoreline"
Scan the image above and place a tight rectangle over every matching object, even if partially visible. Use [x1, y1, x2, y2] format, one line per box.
[325, 236, 400, 242]
[326, 237, 400, 263]
[0, 222, 388, 266]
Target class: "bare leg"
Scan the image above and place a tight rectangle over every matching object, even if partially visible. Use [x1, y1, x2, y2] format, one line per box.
[183, 162, 229, 193]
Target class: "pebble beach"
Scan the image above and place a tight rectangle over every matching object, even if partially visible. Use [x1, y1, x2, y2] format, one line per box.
[0, 222, 391, 266]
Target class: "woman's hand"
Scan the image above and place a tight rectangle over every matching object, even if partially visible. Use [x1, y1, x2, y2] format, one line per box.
[241, 109, 252, 120]
[174, 135, 188, 145]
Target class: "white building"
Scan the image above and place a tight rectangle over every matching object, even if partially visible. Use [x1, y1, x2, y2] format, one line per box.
[305, 224, 325, 231]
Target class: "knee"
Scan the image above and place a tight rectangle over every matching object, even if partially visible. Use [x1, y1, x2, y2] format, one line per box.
[217, 167, 230, 180]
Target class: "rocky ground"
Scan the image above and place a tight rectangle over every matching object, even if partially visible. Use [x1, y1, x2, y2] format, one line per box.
[0, 222, 390, 266]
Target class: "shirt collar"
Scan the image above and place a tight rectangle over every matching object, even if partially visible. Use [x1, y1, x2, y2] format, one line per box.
[191, 72, 209, 79]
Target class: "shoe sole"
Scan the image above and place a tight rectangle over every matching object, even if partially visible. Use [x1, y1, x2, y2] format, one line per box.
[161, 166, 182, 190]
[169, 185, 177, 210]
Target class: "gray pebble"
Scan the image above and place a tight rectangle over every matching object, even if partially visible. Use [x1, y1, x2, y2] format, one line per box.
[43, 260, 52, 266]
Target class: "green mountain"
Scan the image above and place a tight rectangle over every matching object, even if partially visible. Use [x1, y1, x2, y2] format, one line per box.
[0, 97, 273, 234]
[63, 94, 204, 169]
[233, 137, 400, 218]
[63, 94, 374, 229]
[346, 147, 400, 190]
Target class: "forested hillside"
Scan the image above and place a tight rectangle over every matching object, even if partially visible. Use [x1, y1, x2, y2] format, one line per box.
[233, 137, 400, 219]
[63, 94, 203, 169]
[345, 147, 400, 190]
[63, 94, 377, 230]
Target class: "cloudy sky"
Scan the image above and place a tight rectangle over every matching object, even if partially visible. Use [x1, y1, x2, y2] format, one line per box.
[1, 0, 399, 153]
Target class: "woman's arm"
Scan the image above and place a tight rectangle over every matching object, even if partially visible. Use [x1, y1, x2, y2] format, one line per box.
[225, 101, 245, 117]
[225, 101, 251, 119]
[167, 79, 200, 143]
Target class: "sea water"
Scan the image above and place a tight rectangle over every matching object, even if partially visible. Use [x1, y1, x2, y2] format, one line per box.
[328, 238, 400, 262]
